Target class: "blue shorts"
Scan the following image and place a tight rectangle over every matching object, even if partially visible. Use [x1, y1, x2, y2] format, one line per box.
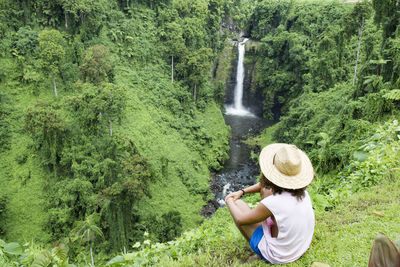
[249, 225, 269, 262]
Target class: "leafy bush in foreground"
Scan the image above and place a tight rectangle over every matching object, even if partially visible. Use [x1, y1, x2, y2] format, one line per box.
[309, 119, 400, 211]
[0, 239, 75, 266]
[105, 208, 242, 266]
[105, 121, 400, 265]
[341, 119, 400, 191]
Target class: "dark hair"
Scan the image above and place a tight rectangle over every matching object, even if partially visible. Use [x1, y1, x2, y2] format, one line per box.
[259, 173, 306, 200]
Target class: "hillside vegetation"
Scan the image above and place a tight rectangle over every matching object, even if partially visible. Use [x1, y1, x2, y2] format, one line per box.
[0, 0, 236, 263]
[1, 0, 400, 266]
[104, 118, 400, 266]
[124, 176, 400, 266]
[106, 0, 400, 265]
[245, 0, 400, 207]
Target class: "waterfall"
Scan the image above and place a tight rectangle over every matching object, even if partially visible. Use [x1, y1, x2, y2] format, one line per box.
[234, 38, 247, 110]
[225, 38, 254, 117]
[202, 38, 267, 216]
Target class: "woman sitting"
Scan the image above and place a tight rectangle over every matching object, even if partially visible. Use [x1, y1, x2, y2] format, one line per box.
[225, 143, 315, 264]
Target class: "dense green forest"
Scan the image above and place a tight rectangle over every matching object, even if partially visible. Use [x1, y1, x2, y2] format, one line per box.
[0, 0, 239, 264]
[1, 0, 400, 266]
[247, 0, 400, 192]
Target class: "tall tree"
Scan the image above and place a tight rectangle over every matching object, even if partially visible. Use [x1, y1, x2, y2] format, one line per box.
[80, 45, 113, 85]
[176, 47, 212, 101]
[71, 214, 104, 267]
[67, 82, 125, 136]
[346, 2, 371, 85]
[24, 102, 67, 176]
[38, 29, 65, 97]
[60, 0, 95, 24]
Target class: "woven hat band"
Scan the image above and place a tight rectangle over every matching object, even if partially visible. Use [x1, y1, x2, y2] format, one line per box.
[274, 146, 301, 176]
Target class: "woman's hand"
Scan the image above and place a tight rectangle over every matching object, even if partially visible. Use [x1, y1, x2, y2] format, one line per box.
[225, 190, 243, 203]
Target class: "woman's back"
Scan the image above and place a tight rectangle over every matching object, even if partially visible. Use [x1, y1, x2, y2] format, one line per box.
[225, 144, 315, 264]
[259, 191, 315, 264]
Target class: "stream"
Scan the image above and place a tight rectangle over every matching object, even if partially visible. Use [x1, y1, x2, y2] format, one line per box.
[201, 39, 267, 217]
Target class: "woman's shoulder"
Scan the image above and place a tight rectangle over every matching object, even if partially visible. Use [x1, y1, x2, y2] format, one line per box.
[262, 190, 312, 210]
[261, 191, 294, 208]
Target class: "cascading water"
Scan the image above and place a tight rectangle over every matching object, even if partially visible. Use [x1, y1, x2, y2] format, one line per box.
[225, 38, 254, 117]
[202, 39, 268, 217]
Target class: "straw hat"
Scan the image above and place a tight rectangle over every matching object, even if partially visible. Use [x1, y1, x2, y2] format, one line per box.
[259, 143, 314, 189]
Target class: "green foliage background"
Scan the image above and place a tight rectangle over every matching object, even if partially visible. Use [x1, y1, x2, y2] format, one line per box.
[246, 0, 400, 179]
[0, 0, 233, 258]
[2, 0, 400, 265]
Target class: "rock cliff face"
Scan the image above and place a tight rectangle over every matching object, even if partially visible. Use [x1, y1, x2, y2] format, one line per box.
[220, 17, 241, 38]
[223, 40, 264, 117]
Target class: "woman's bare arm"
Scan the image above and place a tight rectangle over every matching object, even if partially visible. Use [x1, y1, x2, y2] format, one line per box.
[225, 182, 262, 202]
[243, 182, 262, 194]
[225, 198, 272, 226]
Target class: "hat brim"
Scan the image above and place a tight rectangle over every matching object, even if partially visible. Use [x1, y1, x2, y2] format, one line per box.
[259, 143, 314, 189]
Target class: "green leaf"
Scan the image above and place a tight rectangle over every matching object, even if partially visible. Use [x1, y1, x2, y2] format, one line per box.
[383, 89, 400, 101]
[369, 59, 390, 65]
[319, 132, 329, 141]
[123, 252, 136, 261]
[31, 251, 52, 267]
[105, 255, 125, 266]
[310, 193, 330, 212]
[353, 151, 368, 162]
[52, 245, 68, 263]
[3, 242, 23, 255]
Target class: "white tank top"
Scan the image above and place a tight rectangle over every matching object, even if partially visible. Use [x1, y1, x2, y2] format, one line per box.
[259, 191, 315, 264]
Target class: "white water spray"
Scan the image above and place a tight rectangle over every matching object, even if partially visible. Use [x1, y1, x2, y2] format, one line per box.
[217, 183, 232, 206]
[225, 38, 254, 117]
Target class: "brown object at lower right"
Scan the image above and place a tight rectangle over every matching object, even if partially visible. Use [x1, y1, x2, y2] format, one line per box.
[368, 234, 400, 267]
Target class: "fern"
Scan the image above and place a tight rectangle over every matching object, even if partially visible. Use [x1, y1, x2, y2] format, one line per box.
[31, 251, 52, 267]
[52, 245, 68, 264]
[383, 89, 400, 101]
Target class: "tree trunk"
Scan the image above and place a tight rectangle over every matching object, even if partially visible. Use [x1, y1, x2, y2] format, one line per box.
[65, 12, 68, 28]
[109, 92, 113, 136]
[171, 56, 174, 84]
[353, 17, 365, 86]
[53, 76, 58, 97]
[193, 84, 197, 103]
[22, 0, 30, 24]
[90, 243, 94, 267]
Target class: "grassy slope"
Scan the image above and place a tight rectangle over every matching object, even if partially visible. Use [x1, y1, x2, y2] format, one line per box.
[0, 51, 230, 243]
[156, 177, 400, 266]
[0, 135, 50, 243]
[298, 179, 400, 266]
[115, 66, 230, 230]
[0, 63, 54, 242]
[123, 91, 205, 228]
